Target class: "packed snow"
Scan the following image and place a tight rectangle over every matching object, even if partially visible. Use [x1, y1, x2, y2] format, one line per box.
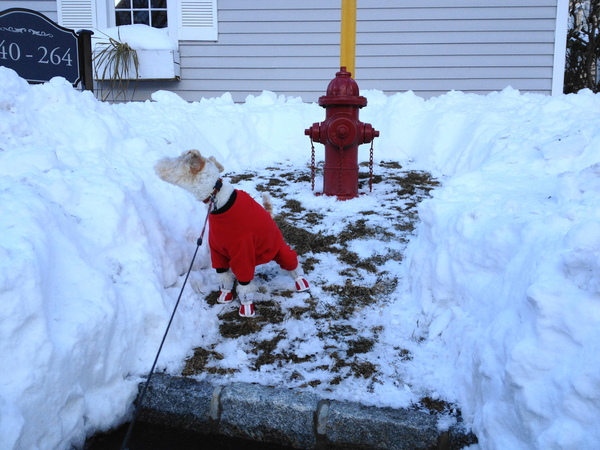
[1, 65, 600, 449]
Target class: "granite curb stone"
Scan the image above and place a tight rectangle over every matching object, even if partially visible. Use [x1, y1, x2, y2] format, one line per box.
[138, 374, 215, 435]
[138, 373, 477, 449]
[220, 382, 320, 448]
[324, 400, 439, 449]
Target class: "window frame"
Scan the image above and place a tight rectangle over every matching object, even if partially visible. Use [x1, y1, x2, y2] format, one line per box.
[114, 1, 169, 29]
[58, 0, 218, 43]
[108, 0, 178, 43]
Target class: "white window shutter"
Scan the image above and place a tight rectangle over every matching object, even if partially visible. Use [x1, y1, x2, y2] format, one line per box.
[57, 0, 96, 30]
[179, 1, 218, 41]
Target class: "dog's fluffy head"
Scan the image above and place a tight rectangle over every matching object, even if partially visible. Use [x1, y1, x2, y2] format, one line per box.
[154, 149, 225, 202]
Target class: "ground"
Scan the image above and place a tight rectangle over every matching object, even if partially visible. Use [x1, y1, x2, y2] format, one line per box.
[181, 161, 454, 416]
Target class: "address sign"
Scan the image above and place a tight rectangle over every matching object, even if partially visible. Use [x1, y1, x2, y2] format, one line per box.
[0, 8, 87, 86]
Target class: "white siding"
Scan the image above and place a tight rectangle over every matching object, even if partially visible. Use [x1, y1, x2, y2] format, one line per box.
[129, 0, 562, 102]
[132, 0, 342, 102]
[0, 1, 57, 21]
[1, 0, 564, 103]
[355, 0, 558, 98]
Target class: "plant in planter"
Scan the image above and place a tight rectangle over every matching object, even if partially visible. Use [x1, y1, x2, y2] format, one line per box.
[93, 30, 140, 102]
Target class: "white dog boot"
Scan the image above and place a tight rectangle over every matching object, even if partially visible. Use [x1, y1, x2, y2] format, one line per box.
[237, 283, 256, 318]
[290, 265, 310, 292]
[217, 270, 235, 304]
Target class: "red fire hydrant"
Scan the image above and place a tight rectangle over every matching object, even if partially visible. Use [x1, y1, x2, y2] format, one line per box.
[305, 67, 379, 200]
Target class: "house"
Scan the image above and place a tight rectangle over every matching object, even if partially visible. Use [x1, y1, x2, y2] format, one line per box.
[0, 0, 569, 103]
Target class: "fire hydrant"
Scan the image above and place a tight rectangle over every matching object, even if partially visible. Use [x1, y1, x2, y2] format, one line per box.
[305, 67, 379, 200]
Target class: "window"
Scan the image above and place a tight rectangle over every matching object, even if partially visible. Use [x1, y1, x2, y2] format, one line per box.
[57, 0, 218, 41]
[114, 0, 168, 29]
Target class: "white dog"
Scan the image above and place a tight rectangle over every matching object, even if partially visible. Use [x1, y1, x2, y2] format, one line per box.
[154, 149, 309, 317]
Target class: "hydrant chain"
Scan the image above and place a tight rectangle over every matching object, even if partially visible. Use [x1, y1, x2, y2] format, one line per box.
[310, 137, 316, 191]
[339, 142, 344, 193]
[369, 140, 374, 193]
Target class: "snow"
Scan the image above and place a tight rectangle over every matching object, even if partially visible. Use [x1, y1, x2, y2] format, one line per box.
[1, 65, 600, 449]
[92, 24, 177, 51]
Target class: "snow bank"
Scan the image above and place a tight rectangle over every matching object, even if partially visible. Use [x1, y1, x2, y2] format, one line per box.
[403, 89, 600, 449]
[2, 64, 600, 449]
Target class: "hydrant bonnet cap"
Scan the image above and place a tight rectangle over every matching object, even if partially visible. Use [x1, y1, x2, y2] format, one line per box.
[318, 66, 367, 108]
[327, 67, 359, 96]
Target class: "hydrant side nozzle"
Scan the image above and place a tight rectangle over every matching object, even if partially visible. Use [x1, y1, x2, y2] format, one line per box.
[362, 123, 380, 143]
[305, 123, 322, 143]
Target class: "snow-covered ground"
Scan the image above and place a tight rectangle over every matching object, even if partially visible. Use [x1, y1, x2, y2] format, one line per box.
[1, 65, 600, 449]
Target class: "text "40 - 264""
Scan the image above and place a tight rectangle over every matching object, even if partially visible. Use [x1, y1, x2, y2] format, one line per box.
[0, 40, 73, 66]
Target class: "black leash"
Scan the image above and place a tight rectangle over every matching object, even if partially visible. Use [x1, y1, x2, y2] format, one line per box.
[120, 192, 217, 450]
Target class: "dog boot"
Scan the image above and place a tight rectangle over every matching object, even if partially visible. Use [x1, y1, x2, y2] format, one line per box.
[217, 270, 235, 304]
[218, 290, 233, 304]
[239, 302, 255, 318]
[290, 265, 310, 292]
[237, 283, 256, 318]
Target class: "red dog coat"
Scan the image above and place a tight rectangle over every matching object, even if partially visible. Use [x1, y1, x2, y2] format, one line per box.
[208, 190, 298, 282]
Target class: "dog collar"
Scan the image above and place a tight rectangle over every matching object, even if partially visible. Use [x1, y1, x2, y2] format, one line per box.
[203, 178, 223, 204]
[211, 189, 237, 215]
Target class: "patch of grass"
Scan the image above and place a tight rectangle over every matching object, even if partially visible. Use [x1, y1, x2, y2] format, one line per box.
[321, 324, 358, 338]
[279, 172, 296, 181]
[256, 300, 286, 324]
[267, 178, 287, 187]
[372, 276, 399, 297]
[219, 311, 266, 338]
[299, 380, 322, 388]
[358, 174, 384, 185]
[295, 173, 312, 183]
[205, 291, 221, 305]
[390, 171, 440, 197]
[347, 337, 375, 356]
[398, 348, 412, 361]
[420, 397, 454, 414]
[228, 173, 256, 184]
[356, 259, 379, 274]
[302, 256, 319, 272]
[302, 212, 325, 225]
[336, 249, 361, 265]
[338, 219, 376, 243]
[322, 280, 377, 319]
[271, 289, 294, 299]
[218, 300, 285, 338]
[274, 216, 336, 256]
[351, 360, 378, 379]
[283, 199, 305, 213]
[252, 335, 315, 370]
[330, 375, 343, 385]
[182, 347, 230, 376]
[287, 305, 313, 320]
[380, 161, 403, 169]
[251, 331, 287, 369]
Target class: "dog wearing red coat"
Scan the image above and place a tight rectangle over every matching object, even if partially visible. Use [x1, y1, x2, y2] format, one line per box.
[154, 149, 309, 317]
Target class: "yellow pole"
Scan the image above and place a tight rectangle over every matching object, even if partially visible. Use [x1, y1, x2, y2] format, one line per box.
[340, 0, 356, 78]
